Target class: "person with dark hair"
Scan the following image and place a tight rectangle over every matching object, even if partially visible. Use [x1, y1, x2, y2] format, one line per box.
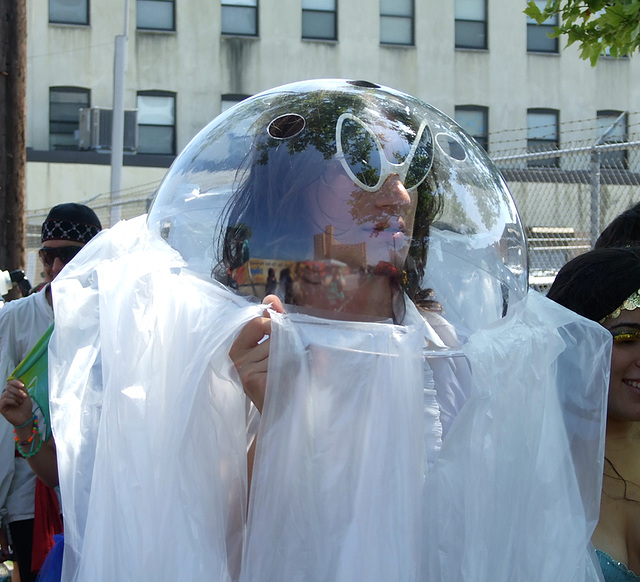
[596, 202, 640, 249]
[215, 89, 441, 325]
[547, 246, 640, 581]
[0, 203, 101, 582]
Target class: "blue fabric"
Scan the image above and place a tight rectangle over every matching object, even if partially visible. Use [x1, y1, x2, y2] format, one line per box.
[597, 549, 640, 581]
[36, 534, 63, 582]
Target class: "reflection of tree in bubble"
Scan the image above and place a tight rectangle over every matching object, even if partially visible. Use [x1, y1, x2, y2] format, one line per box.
[404, 138, 433, 189]
[339, 118, 378, 188]
[252, 90, 420, 166]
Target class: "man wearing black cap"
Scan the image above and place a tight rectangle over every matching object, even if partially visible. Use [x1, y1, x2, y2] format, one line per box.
[0, 203, 101, 582]
[39, 202, 102, 285]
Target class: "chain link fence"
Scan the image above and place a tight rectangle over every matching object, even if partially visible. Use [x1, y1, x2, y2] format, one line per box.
[24, 131, 640, 291]
[494, 138, 640, 290]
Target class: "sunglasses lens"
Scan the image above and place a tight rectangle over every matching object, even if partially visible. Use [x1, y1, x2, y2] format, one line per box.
[39, 246, 81, 266]
[61, 246, 81, 263]
[404, 126, 434, 190]
[339, 118, 382, 189]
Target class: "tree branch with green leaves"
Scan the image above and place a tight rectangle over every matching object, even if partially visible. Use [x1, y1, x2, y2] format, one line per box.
[524, 0, 640, 65]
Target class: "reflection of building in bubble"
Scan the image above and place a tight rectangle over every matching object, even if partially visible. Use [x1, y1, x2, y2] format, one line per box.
[314, 225, 366, 268]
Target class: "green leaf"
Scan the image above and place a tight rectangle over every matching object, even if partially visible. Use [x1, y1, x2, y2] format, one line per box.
[527, 0, 640, 66]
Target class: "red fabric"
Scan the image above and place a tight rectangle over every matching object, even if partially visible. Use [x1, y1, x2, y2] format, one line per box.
[31, 478, 63, 572]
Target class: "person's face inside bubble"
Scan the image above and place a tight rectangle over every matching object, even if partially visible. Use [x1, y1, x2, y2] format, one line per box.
[310, 112, 429, 270]
[225, 106, 434, 321]
[313, 164, 417, 269]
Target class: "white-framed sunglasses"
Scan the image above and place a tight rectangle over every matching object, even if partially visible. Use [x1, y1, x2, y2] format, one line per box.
[335, 113, 434, 192]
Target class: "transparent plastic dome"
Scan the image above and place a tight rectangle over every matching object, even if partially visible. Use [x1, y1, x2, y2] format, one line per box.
[148, 79, 527, 336]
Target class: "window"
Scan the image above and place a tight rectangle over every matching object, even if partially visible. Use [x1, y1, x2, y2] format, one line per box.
[221, 0, 258, 36]
[137, 91, 176, 155]
[527, 108, 559, 167]
[526, 0, 558, 53]
[49, 0, 89, 25]
[49, 87, 90, 150]
[597, 110, 627, 169]
[380, 0, 413, 45]
[455, 0, 487, 49]
[221, 94, 251, 113]
[137, 0, 174, 31]
[455, 105, 488, 151]
[302, 0, 337, 41]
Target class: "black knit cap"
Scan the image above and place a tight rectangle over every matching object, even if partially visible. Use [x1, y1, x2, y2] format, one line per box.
[41, 203, 102, 244]
[546, 246, 640, 322]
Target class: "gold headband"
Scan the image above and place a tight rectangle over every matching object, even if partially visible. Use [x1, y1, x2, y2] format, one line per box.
[600, 289, 640, 323]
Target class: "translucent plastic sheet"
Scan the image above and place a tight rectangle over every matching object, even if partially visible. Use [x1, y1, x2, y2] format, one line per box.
[241, 310, 425, 582]
[421, 293, 610, 582]
[48, 218, 610, 582]
[50, 217, 261, 582]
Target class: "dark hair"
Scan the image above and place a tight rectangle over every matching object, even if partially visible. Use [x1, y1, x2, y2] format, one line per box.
[220, 143, 328, 261]
[595, 202, 640, 249]
[546, 246, 640, 322]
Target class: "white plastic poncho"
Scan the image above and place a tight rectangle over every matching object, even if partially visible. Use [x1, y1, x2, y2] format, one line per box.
[50, 217, 257, 581]
[49, 216, 610, 582]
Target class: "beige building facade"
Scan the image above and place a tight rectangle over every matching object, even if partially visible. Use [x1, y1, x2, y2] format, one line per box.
[25, 0, 640, 223]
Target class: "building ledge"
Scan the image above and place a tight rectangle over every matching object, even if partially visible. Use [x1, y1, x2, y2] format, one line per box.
[27, 148, 175, 169]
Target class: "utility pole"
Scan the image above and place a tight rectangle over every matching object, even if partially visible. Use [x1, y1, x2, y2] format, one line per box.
[0, 0, 27, 282]
[110, 0, 130, 226]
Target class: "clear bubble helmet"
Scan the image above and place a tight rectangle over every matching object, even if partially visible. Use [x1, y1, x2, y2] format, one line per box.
[148, 79, 527, 335]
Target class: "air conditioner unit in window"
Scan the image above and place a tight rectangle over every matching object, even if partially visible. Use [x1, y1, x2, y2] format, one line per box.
[78, 107, 138, 153]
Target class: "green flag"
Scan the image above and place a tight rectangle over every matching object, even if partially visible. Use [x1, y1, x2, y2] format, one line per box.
[9, 323, 54, 440]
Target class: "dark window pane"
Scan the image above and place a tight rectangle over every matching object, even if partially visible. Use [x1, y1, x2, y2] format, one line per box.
[527, 140, 558, 167]
[302, 10, 336, 39]
[49, 121, 77, 133]
[455, 20, 486, 49]
[527, 25, 558, 52]
[601, 149, 627, 169]
[137, 0, 174, 30]
[138, 125, 175, 154]
[50, 101, 88, 122]
[221, 6, 257, 35]
[49, 88, 89, 150]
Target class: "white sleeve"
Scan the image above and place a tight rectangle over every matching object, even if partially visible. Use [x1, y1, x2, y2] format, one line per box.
[0, 308, 19, 522]
[0, 418, 15, 525]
